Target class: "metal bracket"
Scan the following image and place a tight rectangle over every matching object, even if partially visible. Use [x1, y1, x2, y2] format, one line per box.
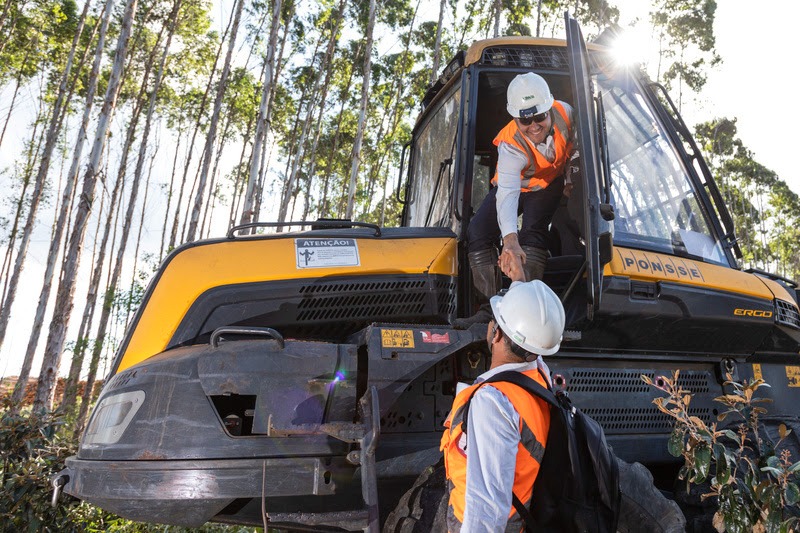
[359, 386, 380, 533]
[51, 472, 69, 508]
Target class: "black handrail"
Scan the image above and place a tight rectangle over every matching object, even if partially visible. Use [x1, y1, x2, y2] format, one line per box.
[648, 82, 742, 260]
[210, 326, 285, 349]
[227, 220, 381, 239]
[396, 141, 411, 204]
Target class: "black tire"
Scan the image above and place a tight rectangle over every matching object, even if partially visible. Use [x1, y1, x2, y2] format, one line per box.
[617, 459, 686, 533]
[382, 458, 448, 533]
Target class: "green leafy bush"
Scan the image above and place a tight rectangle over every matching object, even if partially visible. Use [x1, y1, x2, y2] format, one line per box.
[1, 399, 261, 531]
[643, 371, 800, 533]
[0, 399, 77, 531]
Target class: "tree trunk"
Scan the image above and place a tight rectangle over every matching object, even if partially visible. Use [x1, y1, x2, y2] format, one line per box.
[200, 118, 231, 237]
[431, 0, 446, 84]
[298, 0, 345, 221]
[0, 0, 91, 351]
[320, 43, 360, 217]
[277, 34, 326, 224]
[59, 124, 132, 415]
[185, 0, 244, 242]
[34, 0, 138, 412]
[69, 0, 182, 421]
[159, 127, 182, 261]
[493, 0, 501, 37]
[0, 106, 42, 306]
[345, 0, 377, 220]
[536, 0, 542, 37]
[167, 12, 231, 251]
[239, 0, 282, 228]
[0, 64, 24, 151]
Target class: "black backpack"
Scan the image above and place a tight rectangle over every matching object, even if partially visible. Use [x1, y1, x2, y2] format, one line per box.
[462, 370, 621, 533]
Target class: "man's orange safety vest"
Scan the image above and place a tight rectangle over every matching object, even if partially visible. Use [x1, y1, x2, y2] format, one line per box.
[491, 101, 573, 192]
[439, 368, 551, 532]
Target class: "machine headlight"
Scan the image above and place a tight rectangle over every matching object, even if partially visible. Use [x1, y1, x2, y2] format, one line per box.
[83, 390, 145, 445]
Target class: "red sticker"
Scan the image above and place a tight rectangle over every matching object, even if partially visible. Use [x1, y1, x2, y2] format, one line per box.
[421, 331, 450, 344]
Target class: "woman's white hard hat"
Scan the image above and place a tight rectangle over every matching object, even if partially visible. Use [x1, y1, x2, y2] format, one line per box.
[490, 280, 565, 355]
[506, 72, 554, 119]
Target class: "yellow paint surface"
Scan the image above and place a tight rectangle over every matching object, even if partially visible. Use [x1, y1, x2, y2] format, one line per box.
[605, 247, 774, 300]
[116, 235, 455, 372]
[786, 366, 800, 387]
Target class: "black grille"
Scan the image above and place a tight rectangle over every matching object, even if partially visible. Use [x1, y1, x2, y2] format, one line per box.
[583, 406, 713, 432]
[171, 274, 457, 347]
[560, 368, 715, 434]
[480, 46, 569, 69]
[297, 280, 430, 321]
[436, 278, 457, 316]
[569, 369, 712, 394]
[775, 299, 800, 329]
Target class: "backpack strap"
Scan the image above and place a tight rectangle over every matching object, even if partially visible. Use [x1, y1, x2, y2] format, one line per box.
[460, 370, 560, 532]
[462, 370, 559, 436]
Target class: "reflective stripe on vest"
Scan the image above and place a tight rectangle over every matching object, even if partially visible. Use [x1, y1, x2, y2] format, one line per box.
[440, 369, 550, 532]
[491, 101, 572, 192]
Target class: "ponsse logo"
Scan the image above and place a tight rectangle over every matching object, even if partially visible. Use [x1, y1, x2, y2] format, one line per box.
[733, 308, 773, 318]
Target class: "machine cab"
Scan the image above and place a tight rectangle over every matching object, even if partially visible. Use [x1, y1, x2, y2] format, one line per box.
[400, 15, 799, 353]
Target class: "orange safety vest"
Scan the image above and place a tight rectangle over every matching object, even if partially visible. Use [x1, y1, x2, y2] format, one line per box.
[491, 101, 573, 192]
[440, 369, 551, 532]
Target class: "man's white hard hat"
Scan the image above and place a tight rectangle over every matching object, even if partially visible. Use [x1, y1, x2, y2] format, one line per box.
[506, 72, 554, 119]
[490, 280, 565, 355]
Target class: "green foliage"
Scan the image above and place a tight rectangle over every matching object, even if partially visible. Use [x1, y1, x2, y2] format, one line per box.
[1, 398, 77, 531]
[650, 0, 720, 98]
[643, 371, 800, 533]
[695, 117, 800, 280]
[0, 399, 266, 531]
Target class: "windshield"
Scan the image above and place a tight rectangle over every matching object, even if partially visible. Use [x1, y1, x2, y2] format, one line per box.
[599, 75, 728, 266]
[406, 87, 461, 228]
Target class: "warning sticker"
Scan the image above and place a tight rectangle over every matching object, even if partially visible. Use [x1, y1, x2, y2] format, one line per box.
[786, 366, 800, 387]
[295, 238, 360, 269]
[421, 331, 450, 344]
[381, 329, 415, 348]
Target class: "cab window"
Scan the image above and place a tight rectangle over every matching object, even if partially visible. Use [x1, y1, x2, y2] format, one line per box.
[601, 78, 728, 265]
[406, 87, 461, 228]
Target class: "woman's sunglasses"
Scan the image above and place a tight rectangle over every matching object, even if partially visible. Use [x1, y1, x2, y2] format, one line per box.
[518, 112, 548, 126]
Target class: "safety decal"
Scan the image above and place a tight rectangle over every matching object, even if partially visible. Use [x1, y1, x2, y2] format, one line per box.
[295, 238, 360, 269]
[785, 366, 800, 387]
[381, 329, 415, 348]
[421, 331, 450, 344]
[752, 364, 762, 382]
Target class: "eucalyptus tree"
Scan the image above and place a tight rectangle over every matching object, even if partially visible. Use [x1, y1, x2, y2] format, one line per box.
[34, 0, 139, 411]
[650, 0, 719, 108]
[345, 0, 377, 219]
[695, 117, 781, 272]
[767, 181, 800, 280]
[65, 0, 186, 424]
[277, 31, 328, 224]
[430, 0, 446, 84]
[298, 0, 347, 220]
[0, 0, 89, 354]
[185, 0, 245, 243]
[239, 0, 283, 228]
[318, 40, 361, 218]
[167, 9, 228, 252]
[9, 0, 116, 409]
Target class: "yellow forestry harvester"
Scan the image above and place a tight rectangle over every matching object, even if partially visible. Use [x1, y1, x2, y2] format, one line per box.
[54, 15, 800, 532]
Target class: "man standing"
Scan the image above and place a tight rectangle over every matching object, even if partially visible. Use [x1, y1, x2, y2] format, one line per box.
[440, 280, 566, 532]
[466, 72, 577, 309]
